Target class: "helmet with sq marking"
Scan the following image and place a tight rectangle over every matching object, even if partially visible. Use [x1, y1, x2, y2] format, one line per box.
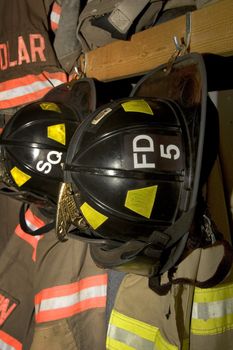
[0, 100, 81, 208]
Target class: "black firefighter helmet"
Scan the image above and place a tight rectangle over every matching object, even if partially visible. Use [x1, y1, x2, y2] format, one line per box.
[56, 54, 220, 290]
[0, 77, 106, 208]
[0, 100, 81, 208]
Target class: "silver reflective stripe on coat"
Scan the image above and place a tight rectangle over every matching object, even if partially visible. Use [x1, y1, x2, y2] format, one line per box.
[108, 324, 154, 350]
[107, 309, 178, 350]
[191, 284, 233, 335]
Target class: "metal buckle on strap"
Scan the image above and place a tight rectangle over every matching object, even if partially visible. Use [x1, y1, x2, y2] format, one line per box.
[201, 214, 216, 244]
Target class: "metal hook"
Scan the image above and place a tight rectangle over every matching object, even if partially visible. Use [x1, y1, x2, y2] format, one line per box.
[72, 54, 87, 79]
[163, 12, 192, 74]
[173, 12, 192, 54]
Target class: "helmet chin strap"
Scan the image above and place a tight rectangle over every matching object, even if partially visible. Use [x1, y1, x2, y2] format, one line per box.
[19, 202, 55, 236]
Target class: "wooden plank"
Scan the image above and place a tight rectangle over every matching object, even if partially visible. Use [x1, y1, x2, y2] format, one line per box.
[80, 0, 233, 81]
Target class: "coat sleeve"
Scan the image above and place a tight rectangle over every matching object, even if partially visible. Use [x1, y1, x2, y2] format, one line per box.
[52, 0, 82, 74]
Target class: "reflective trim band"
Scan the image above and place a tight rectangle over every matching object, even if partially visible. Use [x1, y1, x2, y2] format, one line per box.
[121, 99, 153, 115]
[50, 2, 61, 31]
[124, 185, 157, 218]
[0, 331, 22, 350]
[107, 309, 178, 350]
[10, 167, 31, 187]
[40, 102, 61, 113]
[0, 71, 67, 109]
[24, 209, 45, 231]
[191, 283, 233, 335]
[47, 123, 66, 145]
[80, 202, 108, 230]
[107, 325, 154, 350]
[35, 274, 107, 323]
[15, 209, 44, 261]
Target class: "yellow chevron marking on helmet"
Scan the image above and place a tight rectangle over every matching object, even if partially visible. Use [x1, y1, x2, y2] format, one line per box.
[80, 202, 108, 230]
[121, 99, 154, 115]
[125, 185, 158, 218]
[40, 102, 61, 113]
[47, 124, 66, 145]
[10, 167, 31, 187]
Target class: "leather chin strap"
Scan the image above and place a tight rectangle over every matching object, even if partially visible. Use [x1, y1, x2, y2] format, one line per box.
[149, 204, 233, 295]
[149, 238, 233, 295]
[19, 203, 55, 236]
[0, 187, 56, 235]
[90, 206, 195, 272]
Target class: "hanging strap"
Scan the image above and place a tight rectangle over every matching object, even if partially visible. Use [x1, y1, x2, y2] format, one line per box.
[108, 0, 153, 34]
[149, 236, 233, 295]
[91, 0, 166, 40]
[148, 196, 233, 295]
[19, 203, 55, 236]
[149, 240, 233, 295]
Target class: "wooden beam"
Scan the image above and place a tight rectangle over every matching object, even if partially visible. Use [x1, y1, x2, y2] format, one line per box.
[80, 0, 233, 81]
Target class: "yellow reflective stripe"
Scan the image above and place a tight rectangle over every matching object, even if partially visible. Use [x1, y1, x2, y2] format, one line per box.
[121, 100, 154, 115]
[191, 283, 233, 335]
[47, 123, 66, 145]
[193, 283, 233, 303]
[80, 202, 108, 229]
[110, 309, 156, 341]
[125, 186, 158, 218]
[155, 331, 178, 350]
[107, 328, 154, 350]
[10, 166, 31, 187]
[107, 337, 134, 350]
[107, 309, 178, 350]
[40, 102, 61, 113]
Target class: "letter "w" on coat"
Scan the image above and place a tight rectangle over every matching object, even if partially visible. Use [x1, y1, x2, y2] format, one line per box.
[0, 293, 17, 326]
